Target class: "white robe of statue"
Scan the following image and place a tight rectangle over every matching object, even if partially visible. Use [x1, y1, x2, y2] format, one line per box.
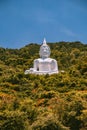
[25, 38, 58, 74]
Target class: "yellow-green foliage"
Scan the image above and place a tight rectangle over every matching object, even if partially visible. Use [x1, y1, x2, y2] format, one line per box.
[0, 41, 87, 130]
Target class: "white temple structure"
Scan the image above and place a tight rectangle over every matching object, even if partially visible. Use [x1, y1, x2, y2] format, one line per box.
[25, 38, 58, 75]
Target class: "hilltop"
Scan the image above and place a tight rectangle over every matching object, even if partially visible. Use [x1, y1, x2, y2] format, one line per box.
[0, 41, 87, 130]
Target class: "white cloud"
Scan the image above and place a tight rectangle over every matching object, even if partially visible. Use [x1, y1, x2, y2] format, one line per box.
[60, 27, 78, 37]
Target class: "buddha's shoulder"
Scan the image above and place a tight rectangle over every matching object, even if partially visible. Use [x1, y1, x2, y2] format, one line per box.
[34, 58, 57, 62]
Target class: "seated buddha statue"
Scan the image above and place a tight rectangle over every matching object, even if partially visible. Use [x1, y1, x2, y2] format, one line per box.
[25, 38, 58, 74]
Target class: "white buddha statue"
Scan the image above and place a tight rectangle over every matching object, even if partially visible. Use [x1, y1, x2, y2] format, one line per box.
[25, 38, 58, 74]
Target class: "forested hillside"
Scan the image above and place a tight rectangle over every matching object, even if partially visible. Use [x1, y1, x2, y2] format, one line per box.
[0, 41, 87, 130]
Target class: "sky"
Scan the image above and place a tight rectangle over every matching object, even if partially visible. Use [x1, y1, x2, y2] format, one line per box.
[0, 0, 87, 48]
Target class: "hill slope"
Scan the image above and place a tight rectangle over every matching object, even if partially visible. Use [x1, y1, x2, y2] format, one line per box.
[0, 41, 87, 130]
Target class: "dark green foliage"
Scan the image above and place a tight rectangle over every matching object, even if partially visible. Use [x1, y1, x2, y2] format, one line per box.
[0, 111, 28, 130]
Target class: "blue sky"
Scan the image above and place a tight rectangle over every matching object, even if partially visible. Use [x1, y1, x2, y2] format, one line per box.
[0, 0, 87, 48]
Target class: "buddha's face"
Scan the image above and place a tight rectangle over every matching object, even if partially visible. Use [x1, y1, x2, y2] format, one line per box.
[39, 45, 50, 58]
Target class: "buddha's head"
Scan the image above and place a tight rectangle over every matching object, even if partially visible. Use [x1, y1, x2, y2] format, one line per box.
[39, 38, 51, 59]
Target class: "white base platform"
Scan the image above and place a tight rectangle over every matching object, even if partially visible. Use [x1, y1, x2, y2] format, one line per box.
[25, 69, 58, 75]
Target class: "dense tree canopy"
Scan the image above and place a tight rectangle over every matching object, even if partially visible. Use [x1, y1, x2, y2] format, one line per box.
[0, 41, 87, 130]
